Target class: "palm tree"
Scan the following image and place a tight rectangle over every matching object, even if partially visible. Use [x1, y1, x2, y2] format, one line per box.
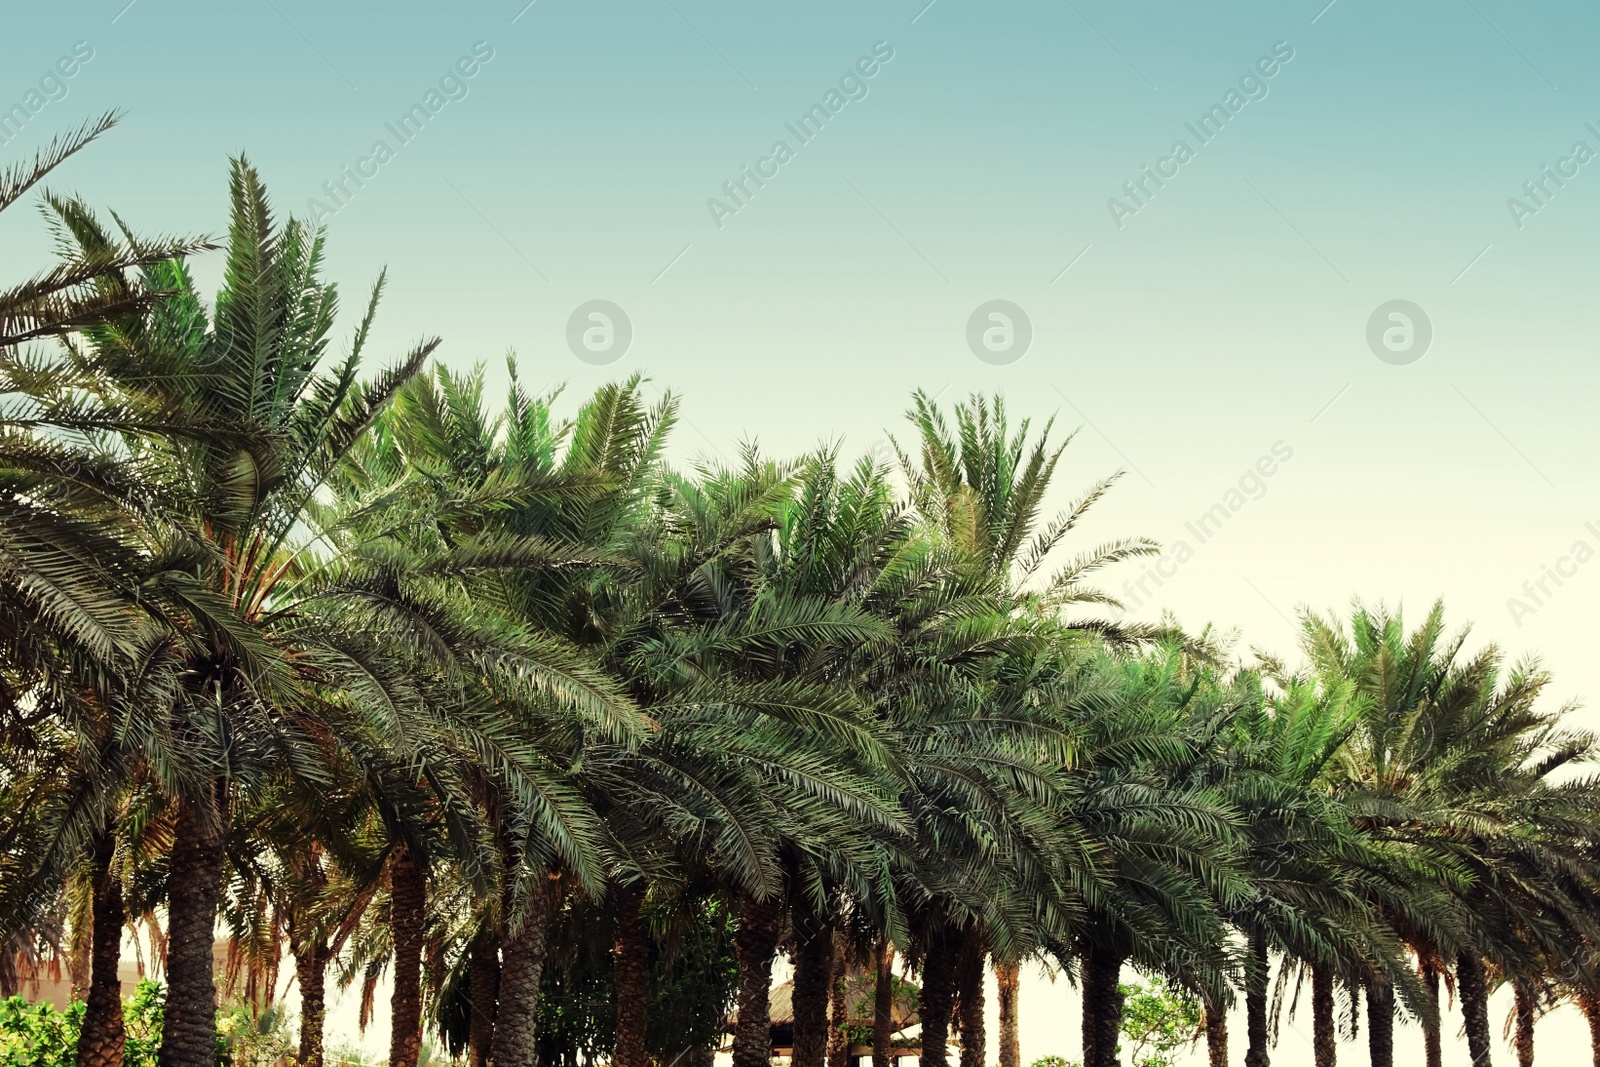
[1440, 665, 1600, 1067]
[1201, 665, 1439, 1067]
[1059, 648, 1246, 1067]
[13, 159, 445, 1067]
[994, 951, 1021, 1067]
[1303, 601, 1600, 1067]
[323, 364, 669, 1065]
[77, 828, 126, 1067]
[1303, 602, 1473, 1067]
[623, 454, 907, 1067]
[890, 390, 1163, 1066]
[1, 125, 208, 1062]
[740, 449, 918, 1067]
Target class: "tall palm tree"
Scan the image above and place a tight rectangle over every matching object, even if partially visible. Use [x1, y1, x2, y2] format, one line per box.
[1303, 601, 1600, 1067]
[322, 363, 663, 1065]
[14, 159, 442, 1067]
[620, 453, 907, 1067]
[1059, 648, 1246, 1067]
[1, 124, 209, 1052]
[1201, 667, 1437, 1067]
[890, 389, 1162, 1065]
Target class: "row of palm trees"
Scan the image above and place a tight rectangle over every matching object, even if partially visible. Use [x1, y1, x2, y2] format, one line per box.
[5, 122, 1600, 1067]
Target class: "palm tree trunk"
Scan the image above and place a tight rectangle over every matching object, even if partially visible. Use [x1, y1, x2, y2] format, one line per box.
[919, 930, 960, 1067]
[1420, 960, 1441, 1067]
[389, 847, 426, 1067]
[1458, 952, 1493, 1067]
[156, 794, 225, 1067]
[1080, 942, 1126, 1067]
[69, 927, 91, 1004]
[872, 939, 895, 1067]
[1580, 990, 1600, 1067]
[1203, 996, 1228, 1067]
[493, 878, 553, 1067]
[1513, 983, 1534, 1067]
[467, 930, 499, 1067]
[1366, 977, 1395, 1067]
[611, 882, 650, 1067]
[791, 898, 833, 1067]
[826, 928, 850, 1067]
[995, 958, 1020, 1067]
[731, 892, 785, 1067]
[292, 939, 329, 1067]
[956, 939, 986, 1067]
[77, 830, 125, 1067]
[1244, 931, 1270, 1067]
[1311, 963, 1335, 1067]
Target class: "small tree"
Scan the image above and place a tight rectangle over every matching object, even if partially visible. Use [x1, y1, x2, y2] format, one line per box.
[1118, 978, 1202, 1067]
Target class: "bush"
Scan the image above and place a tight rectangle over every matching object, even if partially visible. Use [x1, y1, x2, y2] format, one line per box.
[0, 996, 83, 1067]
[125, 980, 165, 1067]
[0, 980, 262, 1067]
[1118, 977, 1203, 1067]
[215, 1000, 294, 1067]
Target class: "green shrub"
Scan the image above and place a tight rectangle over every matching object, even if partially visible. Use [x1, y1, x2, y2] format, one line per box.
[0, 980, 254, 1067]
[215, 999, 294, 1067]
[124, 980, 165, 1067]
[1117, 977, 1203, 1067]
[0, 996, 83, 1067]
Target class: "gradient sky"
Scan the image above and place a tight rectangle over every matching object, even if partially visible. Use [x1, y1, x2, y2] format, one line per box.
[5, 2, 1599, 1063]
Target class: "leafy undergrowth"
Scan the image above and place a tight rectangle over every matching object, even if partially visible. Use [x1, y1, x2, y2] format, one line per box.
[0, 981, 295, 1067]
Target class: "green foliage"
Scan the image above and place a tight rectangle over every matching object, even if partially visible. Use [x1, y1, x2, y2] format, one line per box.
[0, 981, 294, 1067]
[1028, 1056, 1080, 1067]
[534, 896, 739, 1064]
[0, 980, 168, 1067]
[1117, 977, 1202, 1067]
[644, 900, 739, 1057]
[124, 981, 165, 1067]
[214, 1001, 294, 1067]
[0, 997, 81, 1067]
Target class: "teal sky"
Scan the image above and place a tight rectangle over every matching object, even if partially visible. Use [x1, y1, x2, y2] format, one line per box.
[5, 2, 1599, 1062]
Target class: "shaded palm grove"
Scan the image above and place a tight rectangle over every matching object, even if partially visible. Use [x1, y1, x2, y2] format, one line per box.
[6, 125, 1600, 1067]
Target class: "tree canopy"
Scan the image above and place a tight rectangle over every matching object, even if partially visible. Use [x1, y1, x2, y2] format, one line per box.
[4, 128, 1599, 1067]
